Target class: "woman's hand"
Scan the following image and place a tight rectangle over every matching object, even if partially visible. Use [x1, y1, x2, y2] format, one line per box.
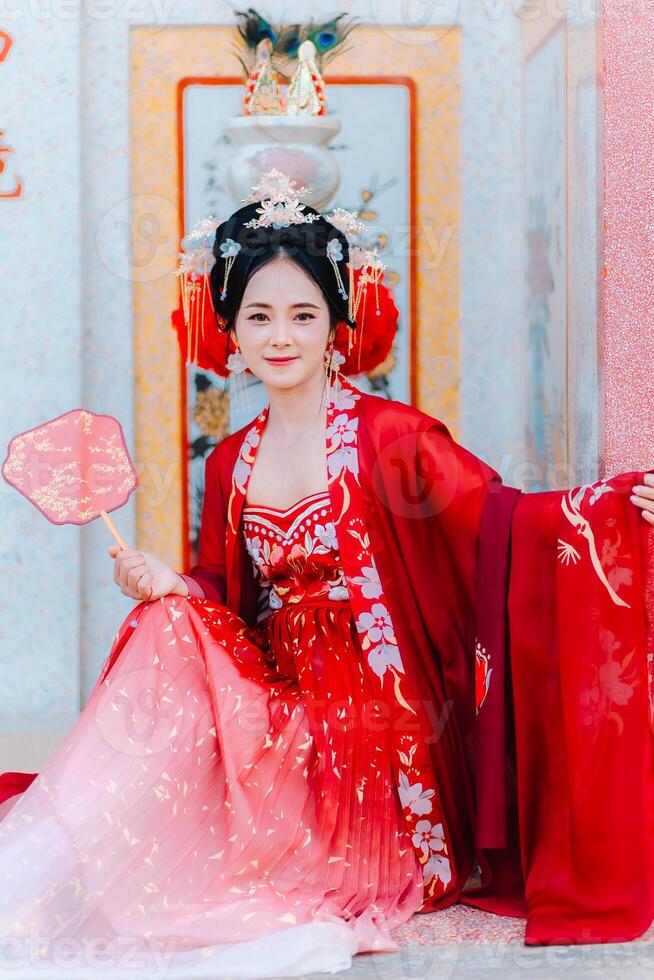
[108, 546, 189, 601]
[630, 472, 654, 524]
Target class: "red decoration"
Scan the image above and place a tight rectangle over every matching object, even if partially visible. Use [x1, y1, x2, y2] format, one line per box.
[171, 285, 245, 380]
[335, 267, 399, 375]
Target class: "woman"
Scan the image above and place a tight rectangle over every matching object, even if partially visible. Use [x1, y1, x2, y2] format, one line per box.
[0, 187, 652, 977]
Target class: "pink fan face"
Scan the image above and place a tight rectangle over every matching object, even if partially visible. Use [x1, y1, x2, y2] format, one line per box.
[2, 409, 138, 525]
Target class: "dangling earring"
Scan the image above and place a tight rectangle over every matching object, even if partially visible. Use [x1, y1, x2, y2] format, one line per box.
[226, 343, 247, 374]
[324, 340, 345, 403]
[226, 337, 249, 413]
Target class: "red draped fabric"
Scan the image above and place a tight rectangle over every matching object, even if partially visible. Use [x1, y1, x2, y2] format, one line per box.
[505, 476, 654, 943]
[0, 771, 36, 803]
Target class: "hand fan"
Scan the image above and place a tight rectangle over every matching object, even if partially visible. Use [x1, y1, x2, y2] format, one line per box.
[2, 409, 138, 549]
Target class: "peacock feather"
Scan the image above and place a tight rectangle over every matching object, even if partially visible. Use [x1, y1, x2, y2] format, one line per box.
[234, 7, 278, 47]
[231, 8, 360, 81]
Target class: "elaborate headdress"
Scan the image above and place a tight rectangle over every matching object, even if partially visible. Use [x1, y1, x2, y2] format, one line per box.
[175, 168, 395, 379]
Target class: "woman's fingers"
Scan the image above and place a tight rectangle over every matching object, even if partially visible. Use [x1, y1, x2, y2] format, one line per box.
[113, 548, 141, 561]
[631, 485, 654, 518]
[631, 484, 654, 506]
[113, 556, 148, 594]
[113, 553, 146, 585]
[126, 563, 148, 587]
[136, 572, 153, 600]
[121, 567, 150, 599]
[109, 548, 157, 600]
[632, 484, 654, 501]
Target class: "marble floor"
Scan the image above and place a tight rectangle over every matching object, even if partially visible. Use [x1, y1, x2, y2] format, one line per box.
[300, 905, 654, 980]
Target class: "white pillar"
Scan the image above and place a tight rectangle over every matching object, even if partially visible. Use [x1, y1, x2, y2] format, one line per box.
[0, 17, 82, 769]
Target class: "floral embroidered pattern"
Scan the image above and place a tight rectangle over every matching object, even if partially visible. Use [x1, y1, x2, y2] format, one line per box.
[232, 427, 261, 496]
[226, 376, 455, 907]
[242, 493, 349, 613]
[559, 483, 631, 608]
[322, 380, 453, 905]
[557, 539, 581, 565]
[325, 411, 359, 477]
[579, 627, 640, 738]
[398, 771, 435, 816]
[475, 638, 492, 714]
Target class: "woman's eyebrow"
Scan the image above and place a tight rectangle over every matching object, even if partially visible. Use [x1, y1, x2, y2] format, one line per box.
[244, 302, 321, 309]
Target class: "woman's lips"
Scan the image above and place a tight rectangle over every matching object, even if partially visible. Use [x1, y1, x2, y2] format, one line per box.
[264, 356, 298, 364]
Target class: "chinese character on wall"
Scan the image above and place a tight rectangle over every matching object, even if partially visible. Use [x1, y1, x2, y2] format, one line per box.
[0, 29, 23, 199]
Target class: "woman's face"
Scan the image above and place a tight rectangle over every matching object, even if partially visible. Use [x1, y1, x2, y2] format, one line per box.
[231, 256, 333, 392]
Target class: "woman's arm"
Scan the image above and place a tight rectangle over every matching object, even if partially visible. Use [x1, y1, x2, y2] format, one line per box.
[178, 446, 228, 604]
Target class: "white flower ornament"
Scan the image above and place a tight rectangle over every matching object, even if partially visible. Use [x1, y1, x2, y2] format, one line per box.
[218, 238, 242, 301]
[326, 238, 344, 263]
[219, 238, 241, 259]
[325, 237, 348, 300]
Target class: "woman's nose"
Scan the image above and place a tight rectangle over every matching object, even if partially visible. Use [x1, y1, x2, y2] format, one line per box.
[270, 318, 293, 344]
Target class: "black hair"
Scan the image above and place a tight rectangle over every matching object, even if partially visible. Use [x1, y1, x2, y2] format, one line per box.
[209, 200, 356, 339]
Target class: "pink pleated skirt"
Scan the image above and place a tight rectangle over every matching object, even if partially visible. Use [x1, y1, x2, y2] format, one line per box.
[0, 595, 423, 977]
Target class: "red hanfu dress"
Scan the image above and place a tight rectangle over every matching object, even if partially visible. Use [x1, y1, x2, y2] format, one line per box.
[0, 374, 652, 973]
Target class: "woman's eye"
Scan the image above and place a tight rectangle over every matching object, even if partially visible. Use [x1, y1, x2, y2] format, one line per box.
[247, 312, 315, 322]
